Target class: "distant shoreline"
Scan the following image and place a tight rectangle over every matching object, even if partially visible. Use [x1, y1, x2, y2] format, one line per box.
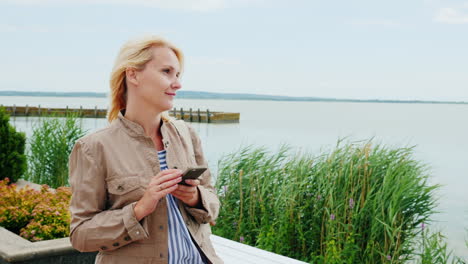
[0, 90, 466, 105]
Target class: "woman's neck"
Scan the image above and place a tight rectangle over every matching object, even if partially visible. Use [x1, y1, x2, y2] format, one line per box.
[124, 102, 162, 139]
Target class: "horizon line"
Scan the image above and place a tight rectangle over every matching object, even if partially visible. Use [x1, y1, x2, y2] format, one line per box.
[0, 90, 466, 105]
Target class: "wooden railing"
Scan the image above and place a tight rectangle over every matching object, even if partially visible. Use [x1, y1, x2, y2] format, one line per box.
[1, 105, 240, 123]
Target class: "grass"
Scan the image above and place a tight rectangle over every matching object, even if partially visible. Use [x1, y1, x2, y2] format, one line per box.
[415, 228, 466, 264]
[213, 141, 440, 263]
[24, 114, 86, 188]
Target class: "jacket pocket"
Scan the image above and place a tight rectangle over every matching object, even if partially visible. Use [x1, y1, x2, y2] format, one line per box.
[106, 175, 146, 207]
[108, 176, 142, 195]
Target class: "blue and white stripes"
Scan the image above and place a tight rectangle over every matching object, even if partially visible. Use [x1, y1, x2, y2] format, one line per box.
[157, 150, 206, 264]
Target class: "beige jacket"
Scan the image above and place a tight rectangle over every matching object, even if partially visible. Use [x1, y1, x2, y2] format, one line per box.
[69, 112, 223, 264]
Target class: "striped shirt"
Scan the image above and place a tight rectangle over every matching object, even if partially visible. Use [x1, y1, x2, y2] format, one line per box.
[157, 150, 206, 264]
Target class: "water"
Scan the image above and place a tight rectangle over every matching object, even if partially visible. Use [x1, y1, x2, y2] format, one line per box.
[2, 96, 467, 257]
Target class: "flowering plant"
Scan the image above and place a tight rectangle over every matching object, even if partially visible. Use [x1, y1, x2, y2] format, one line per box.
[0, 178, 71, 241]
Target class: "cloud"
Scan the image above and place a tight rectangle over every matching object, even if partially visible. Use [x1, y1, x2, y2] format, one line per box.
[349, 19, 402, 27]
[0, 24, 51, 33]
[0, 0, 265, 12]
[434, 6, 468, 24]
[0, 23, 148, 33]
[188, 56, 243, 66]
[318, 81, 331, 88]
[0, 24, 18, 33]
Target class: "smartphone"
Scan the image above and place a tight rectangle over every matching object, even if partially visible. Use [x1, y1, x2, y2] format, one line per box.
[179, 166, 207, 186]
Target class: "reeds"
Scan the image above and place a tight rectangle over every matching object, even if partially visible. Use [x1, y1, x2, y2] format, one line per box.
[415, 227, 466, 264]
[25, 114, 86, 188]
[213, 141, 439, 263]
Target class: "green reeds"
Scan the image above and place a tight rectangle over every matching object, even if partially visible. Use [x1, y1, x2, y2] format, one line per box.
[213, 141, 439, 263]
[25, 114, 86, 188]
[416, 228, 466, 264]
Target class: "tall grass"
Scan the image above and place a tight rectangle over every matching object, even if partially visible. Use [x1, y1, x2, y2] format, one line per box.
[25, 114, 86, 188]
[415, 228, 466, 264]
[213, 142, 439, 263]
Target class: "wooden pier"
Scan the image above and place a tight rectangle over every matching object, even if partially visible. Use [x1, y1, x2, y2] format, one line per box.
[1, 105, 240, 123]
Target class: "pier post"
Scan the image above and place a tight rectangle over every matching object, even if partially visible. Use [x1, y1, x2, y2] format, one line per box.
[25, 105, 29, 116]
[207, 109, 211, 123]
[94, 106, 98, 118]
[197, 108, 201, 123]
[80, 106, 83, 117]
[172, 108, 176, 118]
[13, 104, 16, 116]
[189, 108, 193, 122]
[180, 107, 184, 120]
[38, 105, 41, 116]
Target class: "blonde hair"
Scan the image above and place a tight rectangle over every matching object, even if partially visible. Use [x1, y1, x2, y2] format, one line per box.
[108, 35, 184, 122]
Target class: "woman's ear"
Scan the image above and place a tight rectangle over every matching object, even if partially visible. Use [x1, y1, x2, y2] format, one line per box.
[125, 68, 139, 86]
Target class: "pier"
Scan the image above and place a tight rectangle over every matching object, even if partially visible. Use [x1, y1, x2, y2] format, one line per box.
[1, 105, 240, 123]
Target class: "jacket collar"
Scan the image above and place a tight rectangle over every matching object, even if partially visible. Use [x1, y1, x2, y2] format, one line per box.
[116, 109, 172, 139]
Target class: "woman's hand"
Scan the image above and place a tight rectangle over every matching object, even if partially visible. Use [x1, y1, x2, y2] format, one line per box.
[172, 179, 202, 208]
[134, 169, 182, 221]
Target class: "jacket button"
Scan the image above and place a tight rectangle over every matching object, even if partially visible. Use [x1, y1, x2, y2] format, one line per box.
[136, 231, 140, 235]
[173, 166, 178, 169]
[160, 253, 164, 258]
[202, 221, 208, 224]
[159, 225, 164, 230]
[100, 246, 108, 250]
[124, 236, 131, 241]
[117, 185, 124, 191]
[113, 242, 120, 247]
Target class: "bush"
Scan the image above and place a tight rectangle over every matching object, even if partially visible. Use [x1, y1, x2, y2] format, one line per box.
[0, 178, 71, 241]
[213, 142, 439, 263]
[0, 106, 27, 183]
[25, 115, 86, 188]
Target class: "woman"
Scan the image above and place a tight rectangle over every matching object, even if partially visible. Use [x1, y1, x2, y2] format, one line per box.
[69, 35, 223, 264]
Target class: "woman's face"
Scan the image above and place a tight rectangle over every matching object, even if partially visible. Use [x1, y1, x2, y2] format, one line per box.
[131, 46, 182, 112]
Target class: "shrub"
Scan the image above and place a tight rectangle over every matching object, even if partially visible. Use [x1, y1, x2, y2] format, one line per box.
[0, 178, 41, 234]
[25, 114, 86, 188]
[0, 106, 27, 183]
[0, 178, 71, 241]
[19, 186, 71, 241]
[213, 142, 439, 263]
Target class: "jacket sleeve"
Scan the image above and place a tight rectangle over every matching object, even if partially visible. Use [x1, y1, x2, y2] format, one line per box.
[183, 124, 220, 225]
[68, 139, 149, 252]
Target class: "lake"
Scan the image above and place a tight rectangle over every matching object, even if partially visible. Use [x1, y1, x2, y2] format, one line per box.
[2, 96, 467, 257]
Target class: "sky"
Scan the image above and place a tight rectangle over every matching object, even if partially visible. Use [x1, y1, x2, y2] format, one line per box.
[0, 0, 467, 101]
